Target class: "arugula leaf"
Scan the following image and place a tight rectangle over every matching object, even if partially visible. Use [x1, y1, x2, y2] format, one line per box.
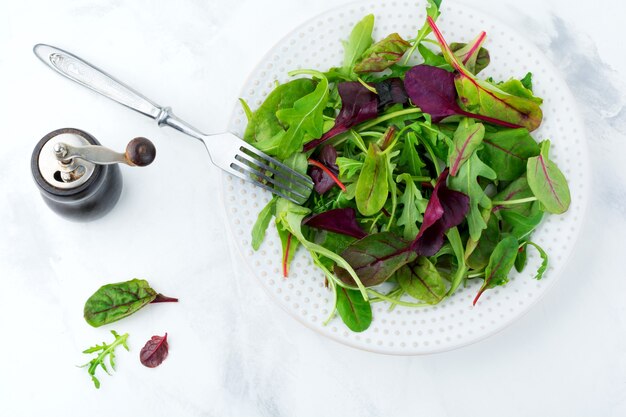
[526, 140, 571, 214]
[397, 256, 446, 304]
[520, 72, 534, 90]
[84, 279, 177, 327]
[243, 78, 315, 143]
[355, 143, 389, 216]
[335, 287, 372, 332]
[526, 241, 548, 280]
[276, 75, 329, 159]
[418, 43, 453, 70]
[403, 0, 442, 64]
[448, 118, 485, 176]
[354, 33, 411, 73]
[427, 17, 543, 131]
[80, 330, 129, 389]
[398, 131, 426, 176]
[396, 173, 427, 240]
[336, 155, 363, 180]
[448, 152, 497, 241]
[479, 128, 540, 181]
[251, 197, 276, 250]
[446, 227, 468, 296]
[466, 210, 500, 269]
[342, 14, 375, 74]
[473, 235, 519, 305]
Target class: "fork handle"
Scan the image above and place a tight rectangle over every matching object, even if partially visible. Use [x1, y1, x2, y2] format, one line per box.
[33, 44, 207, 142]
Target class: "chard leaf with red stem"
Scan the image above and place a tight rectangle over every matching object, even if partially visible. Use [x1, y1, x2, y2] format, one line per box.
[308, 145, 344, 194]
[354, 33, 411, 73]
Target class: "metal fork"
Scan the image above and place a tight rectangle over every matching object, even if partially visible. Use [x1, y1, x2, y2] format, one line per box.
[33, 44, 313, 204]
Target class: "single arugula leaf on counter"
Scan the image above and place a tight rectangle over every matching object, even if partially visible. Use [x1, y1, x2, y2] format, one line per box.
[448, 118, 485, 176]
[354, 33, 411, 73]
[84, 279, 178, 327]
[526, 140, 571, 214]
[251, 197, 277, 250]
[473, 235, 519, 305]
[275, 74, 329, 159]
[397, 256, 447, 304]
[139, 333, 169, 368]
[342, 14, 375, 75]
[448, 152, 497, 241]
[243, 78, 316, 143]
[427, 17, 544, 131]
[80, 330, 129, 389]
[335, 287, 372, 332]
[355, 142, 389, 216]
[479, 128, 540, 181]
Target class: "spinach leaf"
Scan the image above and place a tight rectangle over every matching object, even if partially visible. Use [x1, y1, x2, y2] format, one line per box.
[396, 173, 427, 240]
[354, 33, 411, 73]
[526, 140, 571, 214]
[355, 143, 388, 216]
[140, 333, 169, 368]
[335, 287, 372, 332]
[84, 279, 177, 327]
[80, 330, 129, 389]
[448, 152, 497, 241]
[500, 202, 544, 239]
[397, 256, 446, 304]
[342, 14, 375, 74]
[448, 118, 485, 176]
[243, 78, 315, 143]
[473, 235, 519, 304]
[276, 74, 329, 159]
[427, 17, 543, 131]
[336, 155, 363, 180]
[479, 128, 540, 181]
[335, 232, 417, 287]
[251, 197, 276, 250]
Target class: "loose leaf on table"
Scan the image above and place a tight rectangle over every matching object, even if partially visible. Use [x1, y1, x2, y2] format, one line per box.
[275, 74, 329, 159]
[411, 169, 470, 256]
[303, 208, 367, 239]
[243, 78, 316, 143]
[397, 256, 447, 304]
[449, 35, 490, 74]
[335, 232, 417, 287]
[354, 33, 411, 73]
[139, 333, 169, 368]
[403, 0, 442, 64]
[309, 145, 342, 194]
[526, 140, 571, 214]
[251, 197, 277, 250]
[80, 330, 129, 389]
[478, 128, 540, 181]
[448, 118, 485, 176]
[448, 152, 497, 241]
[427, 17, 543, 131]
[84, 279, 178, 327]
[342, 14, 375, 74]
[335, 287, 372, 332]
[396, 173, 427, 240]
[473, 235, 519, 305]
[355, 143, 389, 216]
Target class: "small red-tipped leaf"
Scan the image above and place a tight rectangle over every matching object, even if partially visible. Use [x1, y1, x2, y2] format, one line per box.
[139, 333, 169, 368]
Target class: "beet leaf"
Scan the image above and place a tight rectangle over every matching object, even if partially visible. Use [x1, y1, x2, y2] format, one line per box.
[139, 333, 169, 368]
[397, 256, 447, 304]
[354, 33, 411, 73]
[526, 140, 571, 214]
[335, 287, 372, 332]
[303, 208, 367, 239]
[473, 235, 519, 305]
[308, 145, 343, 194]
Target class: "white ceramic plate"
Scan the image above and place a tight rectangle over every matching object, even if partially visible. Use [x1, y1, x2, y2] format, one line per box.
[223, 0, 589, 354]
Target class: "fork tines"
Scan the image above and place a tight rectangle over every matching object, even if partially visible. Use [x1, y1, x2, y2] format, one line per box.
[229, 144, 313, 205]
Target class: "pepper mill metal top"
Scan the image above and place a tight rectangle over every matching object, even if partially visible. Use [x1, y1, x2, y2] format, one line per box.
[31, 128, 156, 221]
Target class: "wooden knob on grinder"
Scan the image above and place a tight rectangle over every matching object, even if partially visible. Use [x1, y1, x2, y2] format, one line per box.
[125, 137, 156, 167]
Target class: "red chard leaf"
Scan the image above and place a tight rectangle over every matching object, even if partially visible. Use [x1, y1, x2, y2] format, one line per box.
[308, 145, 343, 194]
[376, 78, 408, 110]
[139, 333, 169, 368]
[303, 208, 367, 239]
[410, 169, 470, 256]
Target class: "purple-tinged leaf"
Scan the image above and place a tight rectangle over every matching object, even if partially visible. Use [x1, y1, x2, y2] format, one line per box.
[403, 65, 520, 128]
[354, 33, 411, 73]
[449, 32, 490, 74]
[410, 169, 470, 256]
[335, 232, 417, 287]
[376, 78, 408, 110]
[303, 208, 367, 239]
[139, 333, 169, 368]
[308, 145, 341, 194]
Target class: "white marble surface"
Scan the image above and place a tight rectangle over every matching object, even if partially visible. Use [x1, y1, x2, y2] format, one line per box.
[1, 0, 625, 416]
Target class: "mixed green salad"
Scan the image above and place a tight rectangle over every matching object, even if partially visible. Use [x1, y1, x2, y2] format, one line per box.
[240, 0, 570, 332]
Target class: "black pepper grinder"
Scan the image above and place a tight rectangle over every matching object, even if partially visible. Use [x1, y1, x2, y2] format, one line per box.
[31, 127, 156, 221]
